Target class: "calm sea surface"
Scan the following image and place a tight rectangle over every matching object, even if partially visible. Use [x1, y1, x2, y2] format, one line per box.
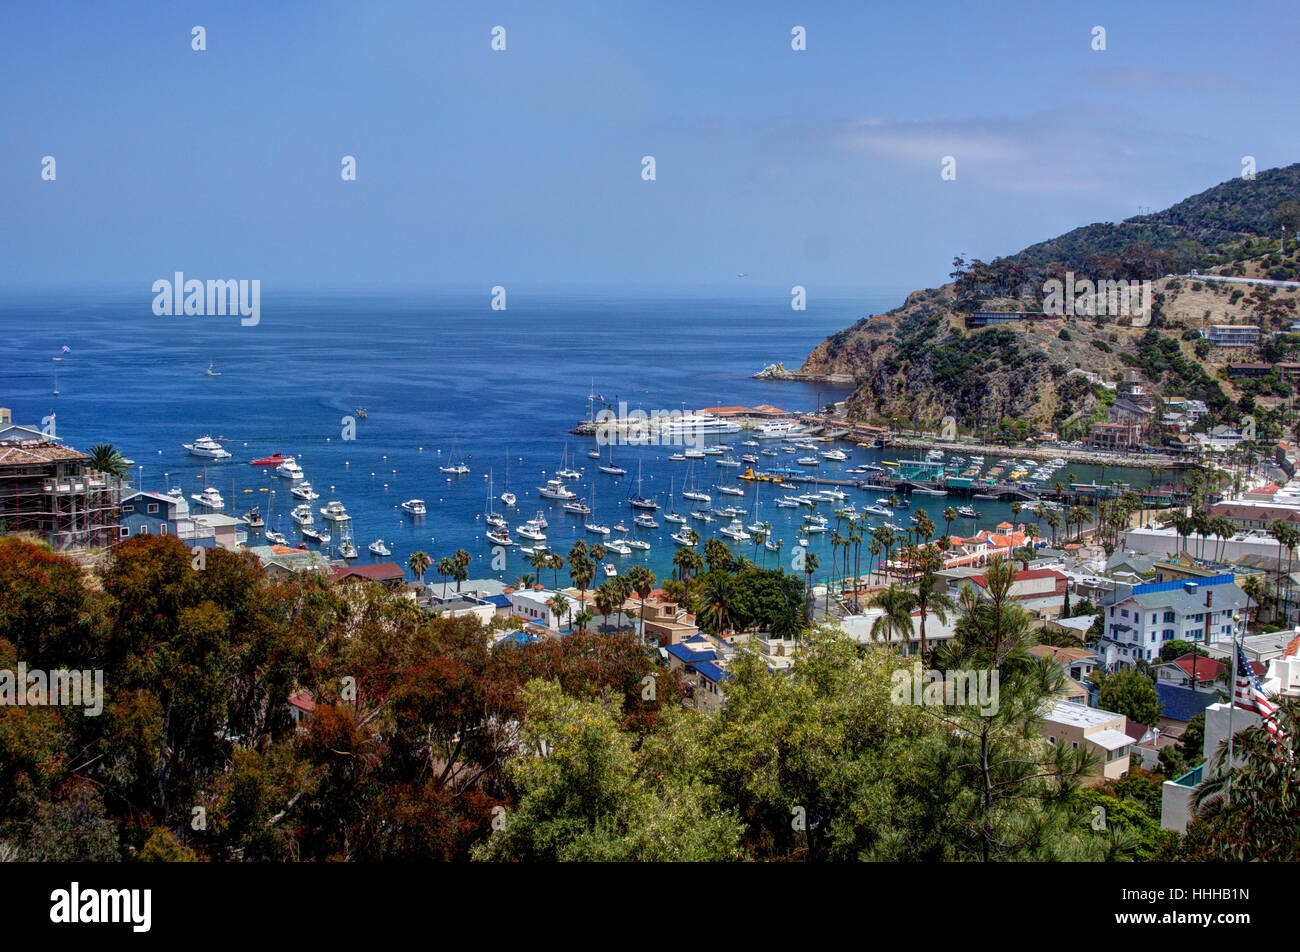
[0, 289, 1156, 584]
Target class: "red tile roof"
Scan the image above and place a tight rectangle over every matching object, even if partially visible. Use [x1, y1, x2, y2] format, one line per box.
[329, 562, 406, 584]
[287, 690, 316, 713]
[1163, 653, 1225, 681]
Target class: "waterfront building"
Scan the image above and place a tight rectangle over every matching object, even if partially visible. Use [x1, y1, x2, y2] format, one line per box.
[0, 429, 120, 550]
[1098, 576, 1250, 667]
[119, 490, 216, 548]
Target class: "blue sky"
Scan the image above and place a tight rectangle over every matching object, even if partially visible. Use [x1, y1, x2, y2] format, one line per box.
[3, 0, 1295, 293]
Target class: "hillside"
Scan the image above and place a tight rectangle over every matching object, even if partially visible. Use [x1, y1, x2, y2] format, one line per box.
[803, 166, 1300, 439]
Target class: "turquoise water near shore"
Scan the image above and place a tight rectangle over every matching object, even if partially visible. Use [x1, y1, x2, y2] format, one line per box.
[1, 289, 1157, 585]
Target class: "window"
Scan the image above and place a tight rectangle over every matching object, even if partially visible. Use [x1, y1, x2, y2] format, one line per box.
[1164, 611, 1175, 623]
[1162, 629, 1175, 641]
[139, 525, 149, 535]
[1072, 742, 1078, 749]
[123, 504, 134, 512]
[1120, 609, 1129, 618]
[119, 527, 130, 538]
[159, 524, 168, 535]
[147, 503, 159, 514]
[1151, 614, 1158, 624]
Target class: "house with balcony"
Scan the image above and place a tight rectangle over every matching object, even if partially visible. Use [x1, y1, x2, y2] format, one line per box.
[1098, 576, 1250, 667]
[1203, 324, 1259, 347]
[0, 434, 120, 550]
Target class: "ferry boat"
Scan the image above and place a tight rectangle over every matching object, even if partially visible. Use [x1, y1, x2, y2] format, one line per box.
[192, 486, 225, 510]
[291, 481, 320, 500]
[290, 504, 314, 526]
[276, 459, 304, 481]
[752, 421, 806, 440]
[401, 498, 426, 516]
[368, 539, 391, 556]
[537, 478, 576, 501]
[184, 435, 232, 460]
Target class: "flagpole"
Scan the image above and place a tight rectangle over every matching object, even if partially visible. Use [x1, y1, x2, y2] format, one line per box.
[1226, 611, 1240, 804]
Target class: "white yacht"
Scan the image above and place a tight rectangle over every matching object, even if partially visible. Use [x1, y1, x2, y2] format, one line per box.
[537, 478, 576, 501]
[486, 527, 513, 546]
[264, 529, 288, 546]
[276, 458, 304, 481]
[368, 539, 391, 556]
[820, 449, 849, 462]
[517, 522, 547, 541]
[183, 435, 232, 460]
[664, 511, 686, 525]
[439, 437, 470, 475]
[605, 540, 632, 556]
[716, 484, 745, 497]
[634, 513, 658, 529]
[585, 521, 611, 536]
[671, 529, 697, 547]
[191, 486, 225, 510]
[290, 504, 314, 526]
[563, 499, 592, 516]
[500, 490, 517, 507]
[301, 526, 329, 544]
[657, 412, 742, 440]
[338, 541, 358, 560]
[683, 449, 706, 459]
[625, 538, 651, 551]
[291, 481, 319, 500]
[796, 456, 819, 466]
[602, 562, 618, 579]
[689, 509, 713, 523]
[401, 498, 426, 516]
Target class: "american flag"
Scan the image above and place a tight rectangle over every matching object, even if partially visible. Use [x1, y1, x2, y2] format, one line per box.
[1234, 642, 1285, 743]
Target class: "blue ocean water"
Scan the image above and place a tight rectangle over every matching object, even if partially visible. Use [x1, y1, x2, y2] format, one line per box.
[1, 289, 1154, 585]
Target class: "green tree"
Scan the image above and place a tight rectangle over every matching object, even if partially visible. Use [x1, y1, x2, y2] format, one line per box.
[1097, 669, 1162, 726]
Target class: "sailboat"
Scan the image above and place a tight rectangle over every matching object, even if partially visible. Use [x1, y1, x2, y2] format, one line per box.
[681, 460, 711, 504]
[205, 362, 221, 377]
[439, 436, 470, 475]
[484, 470, 512, 544]
[663, 477, 686, 524]
[584, 484, 610, 535]
[598, 444, 627, 476]
[556, 443, 582, 479]
[627, 460, 659, 510]
[500, 452, 516, 507]
[745, 480, 766, 534]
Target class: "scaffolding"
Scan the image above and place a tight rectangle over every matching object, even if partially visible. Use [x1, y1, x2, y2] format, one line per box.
[0, 439, 122, 551]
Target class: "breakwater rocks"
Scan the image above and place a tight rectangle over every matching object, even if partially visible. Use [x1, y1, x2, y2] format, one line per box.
[753, 363, 854, 384]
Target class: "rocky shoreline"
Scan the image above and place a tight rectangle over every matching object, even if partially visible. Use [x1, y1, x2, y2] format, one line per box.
[752, 362, 854, 385]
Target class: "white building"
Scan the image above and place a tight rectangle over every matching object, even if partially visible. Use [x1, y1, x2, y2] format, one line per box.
[506, 587, 567, 630]
[1098, 576, 1250, 667]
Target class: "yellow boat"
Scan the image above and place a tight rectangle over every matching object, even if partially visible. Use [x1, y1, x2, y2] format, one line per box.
[882, 460, 899, 468]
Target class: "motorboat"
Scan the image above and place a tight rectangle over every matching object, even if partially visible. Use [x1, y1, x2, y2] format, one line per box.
[664, 511, 686, 525]
[741, 454, 759, 464]
[486, 527, 514, 546]
[957, 507, 979, 519]
[605, 540, 632, 556]
[184, 435, 232, 460]
[290, 504, 314, 526]
[276, 459, 304, 481]
[205, 362, 221, 377]
[585, 521, 611, 536]
[804, 524, 827, 534]
[291, 481, 319, 500]
[319, 501, 351, 522]
[602, 562, 618, 579]
[701, 446, 725, 456]
[796, 457, 819, 466]
[775, 497, 800, 508]
[251, 453, 290, 467]
[264, 529, 288, 545]
[719, 519, 750, 542]
[764, 538, 780, 552]
[625, 538, 651, 551]
[301, 526, 330, 544]
[741, 440, 759, 448]
[537, 478, 576, 501]
[760, 448, 779, 457]
[519, 544, 550, 557]
[864, 504, 891, 517]
[242, 507, 264, 528]
[689, 509, 713, 523]
[529, 510, 548, 529]
[517, 522, 547, 541]
[668, 453, 686, 462]
[563, 499, 592, 516]
[716, 484, 745, 497]
[369, 539, 391, 556]
[500, 490, 517, 507]
[166, 487, 185, 500]
[192, 486, 225, 510]
[486, 512, 507, 529]
[338, 541, 358, 560]
[683, 449, 706, 459]
[716, 457, 742, 468]
[671, 529, 697, 547]
[634, 513, 658, 529]
[612, 520, 629, 533]
[401, 498, 426, 516]
[820, 449, 848, 461]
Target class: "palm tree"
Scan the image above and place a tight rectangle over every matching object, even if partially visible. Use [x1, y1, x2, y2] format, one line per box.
[803, 552, 819, 620]
[452, 548, 472, 591]
[699, 572, 738, 635]
[868, 540, 882, 584]
[593, 583, 619, 632]
[548, 552, 564, 589]
[626, 565, 657, 643]
[569, 553, 594, 613]
[943, 506, 958, 538]
[1047, 510, 1061, 546]
[573, 608, 594, 634]
[433, 555, 453, 595]
[529, 549, 549, 587]
[868, 584, 915, 647]
[87, 443, 130, 483]
[550, 591, 571, 630]
[913, 562, 956, 659]
[409, 550, 432, 586]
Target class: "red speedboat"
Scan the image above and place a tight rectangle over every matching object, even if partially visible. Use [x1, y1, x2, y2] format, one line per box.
[251, 453, 290, 466]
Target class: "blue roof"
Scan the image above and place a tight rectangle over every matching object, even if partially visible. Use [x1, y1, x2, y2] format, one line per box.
[1155, 682, 1217, 722]
[694, 660, 731, 683]
[487, 594, 512, 608]
[665, 642, 717, 664]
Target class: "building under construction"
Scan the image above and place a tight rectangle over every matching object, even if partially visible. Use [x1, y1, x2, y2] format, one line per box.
[0, 409, 121, 551]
